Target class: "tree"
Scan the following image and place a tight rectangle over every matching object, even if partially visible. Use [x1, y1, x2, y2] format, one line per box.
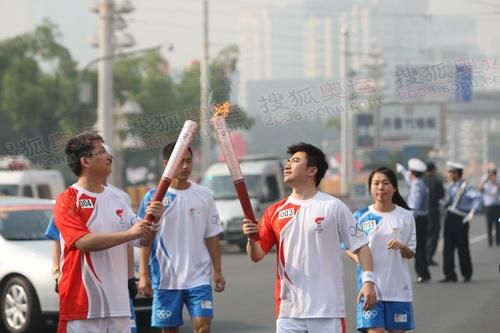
[0, 20, 78, 160]
[0, 21, 253, 176]
[174, 45, 253, 130]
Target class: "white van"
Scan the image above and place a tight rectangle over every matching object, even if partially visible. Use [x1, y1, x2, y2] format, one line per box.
[0, 170, 65, 199]
[200, 156, 288, 251]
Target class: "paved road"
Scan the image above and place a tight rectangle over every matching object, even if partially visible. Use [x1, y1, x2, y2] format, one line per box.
[13, 216, 498, 333]
[142, 216, 499, 333]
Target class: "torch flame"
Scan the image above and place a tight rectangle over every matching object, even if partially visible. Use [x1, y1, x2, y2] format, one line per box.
[213, 101, 231, 118]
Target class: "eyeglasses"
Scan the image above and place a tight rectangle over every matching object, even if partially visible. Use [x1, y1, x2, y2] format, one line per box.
[90, 147, 107, 157]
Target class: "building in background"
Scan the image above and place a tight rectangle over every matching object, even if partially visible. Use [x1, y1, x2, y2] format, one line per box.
[236, 3, 306, 107]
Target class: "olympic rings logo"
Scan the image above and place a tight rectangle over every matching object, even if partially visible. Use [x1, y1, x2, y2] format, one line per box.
[349, 223, 365, 238]
[363, 309, 378, 320]
[156, 309, 172, 319]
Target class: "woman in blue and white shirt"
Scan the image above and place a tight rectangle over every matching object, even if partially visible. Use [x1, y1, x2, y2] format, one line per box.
[347, 167, 416, 333]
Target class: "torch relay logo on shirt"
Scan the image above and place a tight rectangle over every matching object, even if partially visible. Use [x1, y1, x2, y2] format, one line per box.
[314, 216, 325, 232]
[116, 209, 125, 224]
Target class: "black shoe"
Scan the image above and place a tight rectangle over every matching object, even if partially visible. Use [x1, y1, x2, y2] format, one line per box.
[463, 277, 471, 282]
[428, 259, 438, 266]
[439, 277, 457, 283]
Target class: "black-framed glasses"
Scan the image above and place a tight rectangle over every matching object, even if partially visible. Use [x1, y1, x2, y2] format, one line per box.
[89, 147, 107, 158]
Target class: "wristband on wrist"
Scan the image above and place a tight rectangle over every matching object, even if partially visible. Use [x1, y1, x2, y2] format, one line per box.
[362, 271, 375, 284]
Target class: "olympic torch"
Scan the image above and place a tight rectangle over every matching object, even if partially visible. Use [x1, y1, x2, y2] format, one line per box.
[145, 120, 198, 222]
[211, 102, 259, 240]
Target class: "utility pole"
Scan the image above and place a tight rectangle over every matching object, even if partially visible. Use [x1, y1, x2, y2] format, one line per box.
[200, 0, 211, 173]
[92, 0, 135, 187]
[340, 26, 350, 196]
[97, 0, 115, 181]
[482, 120, 489, 173]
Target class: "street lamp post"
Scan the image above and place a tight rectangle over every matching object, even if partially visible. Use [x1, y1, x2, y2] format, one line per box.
[340, 26, 350, 196]
[74, 42, 173, 187]
[200, 0, 211, 174]
[74, 44, 168, 130]
[96, 0, 114, 163]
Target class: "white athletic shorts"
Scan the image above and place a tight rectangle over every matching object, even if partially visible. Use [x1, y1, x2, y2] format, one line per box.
[276, 317, 346, 333]
[65, 316, 130, 333]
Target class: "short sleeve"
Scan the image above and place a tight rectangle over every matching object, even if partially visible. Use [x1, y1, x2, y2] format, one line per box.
[137, 190, 154, 219]
[405, 214, 417, 253]
[337, 201, 368, 252]
[45, 217, 60, 241]
[204, 194, 223, 238]
[54, 189, 90, 249]
[257, 206, 277, 253]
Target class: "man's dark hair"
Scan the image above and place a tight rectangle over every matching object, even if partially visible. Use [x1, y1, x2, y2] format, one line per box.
[65, 132, 103, 176]
[426, 161, 436, 172]
[287, 142, 328, 187]
[162, 141, 193, 160]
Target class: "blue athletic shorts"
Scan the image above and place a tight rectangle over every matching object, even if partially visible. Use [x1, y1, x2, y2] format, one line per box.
[356, 300, 415, 332]
[152, 285, 213, 328]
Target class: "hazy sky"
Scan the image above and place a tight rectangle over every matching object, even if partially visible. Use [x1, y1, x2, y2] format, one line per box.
[0, 0, 499, 70]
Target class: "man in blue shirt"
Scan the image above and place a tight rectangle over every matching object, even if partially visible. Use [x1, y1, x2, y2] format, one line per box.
[440, 161, 482, 282]
[479, 168, 499, 247]
[45, 218, 61, 292]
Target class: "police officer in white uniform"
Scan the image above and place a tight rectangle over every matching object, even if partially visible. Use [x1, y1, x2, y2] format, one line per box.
[440, 161, 482, 282]
[396, 158, 430, 282]
[479, 168, 500, 247]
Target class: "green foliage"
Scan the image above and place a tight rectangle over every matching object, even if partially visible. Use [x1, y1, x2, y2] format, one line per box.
[0, 21, 252, 170]
[0, 20, 77, 159]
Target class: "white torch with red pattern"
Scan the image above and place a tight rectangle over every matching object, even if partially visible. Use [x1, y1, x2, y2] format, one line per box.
[211, 103, 259, 240]
[144, 120, 198, 222]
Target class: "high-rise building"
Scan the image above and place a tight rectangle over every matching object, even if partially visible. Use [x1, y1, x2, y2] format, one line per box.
[236, 0, 489, 108]
[304, 16, 335, 79]
[236, 3, 306, 107]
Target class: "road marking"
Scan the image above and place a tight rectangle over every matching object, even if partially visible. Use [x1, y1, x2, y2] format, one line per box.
[470, 233, 487, 244]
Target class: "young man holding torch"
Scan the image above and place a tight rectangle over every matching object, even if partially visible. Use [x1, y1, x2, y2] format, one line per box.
[54, 132, 164, 333]
[138, 142, 225, 333]
[242, 142, 377, 333]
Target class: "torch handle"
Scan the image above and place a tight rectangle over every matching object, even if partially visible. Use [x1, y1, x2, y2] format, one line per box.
[144, 177, 172, 222]
[234, 179, 259, 241]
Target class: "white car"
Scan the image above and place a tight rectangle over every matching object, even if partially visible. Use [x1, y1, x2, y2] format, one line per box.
[200, 156, 287, 251]
[0, 197, 56, 332]
[0, 197, 152, 333]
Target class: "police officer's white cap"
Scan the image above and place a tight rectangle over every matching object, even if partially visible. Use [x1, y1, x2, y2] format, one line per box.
[408, 158, 427, 172]
[446, 161, 465, 171]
